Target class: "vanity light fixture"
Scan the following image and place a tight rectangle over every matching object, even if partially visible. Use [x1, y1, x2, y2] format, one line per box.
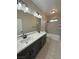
[38, 15, 42, 18]
[17, 0, 22, 10]
[17, 2, 22, 10]
[17, 0, 29, 13]
[23, 7, 29, 12]
[23, 5, 29, 13]
[33, 12, 38, 17]
[33, 12, 42, 18]
[18, 2, 22, 7]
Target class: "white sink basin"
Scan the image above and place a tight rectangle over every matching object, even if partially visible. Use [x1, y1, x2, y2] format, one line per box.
[20, 37, 32, 44]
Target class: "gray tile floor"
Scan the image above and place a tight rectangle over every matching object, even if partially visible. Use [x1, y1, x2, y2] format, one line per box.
[35, 34, 61, 59]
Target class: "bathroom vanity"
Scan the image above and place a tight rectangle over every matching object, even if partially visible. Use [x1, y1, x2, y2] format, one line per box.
[17, 31, 46, 59]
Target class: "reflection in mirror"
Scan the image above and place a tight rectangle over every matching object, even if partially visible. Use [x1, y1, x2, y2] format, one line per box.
[17, 10, 37, 36]
[17, 18, 22, 35]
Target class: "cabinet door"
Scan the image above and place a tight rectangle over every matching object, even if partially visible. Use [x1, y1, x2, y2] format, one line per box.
[17, 54, 30, 59]
[29, 39, 42, 59]
[17, 47, 31, 59]
[41, 34, 46, 47]
[25, 46, 34, 59]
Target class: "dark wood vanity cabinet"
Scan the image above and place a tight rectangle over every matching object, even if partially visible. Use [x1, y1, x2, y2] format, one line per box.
[17, 34, 46, 59]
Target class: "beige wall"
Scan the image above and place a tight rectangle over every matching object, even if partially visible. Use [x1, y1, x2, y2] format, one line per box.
[47, 21, 61, 35]
[17, 10, 37, 33]
[47, 16, 61, 35]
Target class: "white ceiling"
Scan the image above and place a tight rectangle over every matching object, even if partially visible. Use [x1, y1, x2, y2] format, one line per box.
[31, 0, 61, 15]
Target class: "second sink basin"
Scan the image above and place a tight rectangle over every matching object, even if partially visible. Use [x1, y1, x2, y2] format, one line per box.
[20, 37, 32, 44]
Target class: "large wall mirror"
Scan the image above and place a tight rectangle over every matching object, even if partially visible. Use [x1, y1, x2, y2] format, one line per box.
[17, 10, 37, 35]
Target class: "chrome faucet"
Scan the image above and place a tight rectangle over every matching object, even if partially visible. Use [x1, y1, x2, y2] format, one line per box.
[21, 31, 27, 39]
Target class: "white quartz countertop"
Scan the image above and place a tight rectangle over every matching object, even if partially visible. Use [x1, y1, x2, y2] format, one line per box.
[17, 31, 46, 54]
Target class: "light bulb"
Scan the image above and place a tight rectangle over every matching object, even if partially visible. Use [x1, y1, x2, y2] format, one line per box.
[25, 7, 29, 11]
[23, 7, 29, 13]
[18, 2, 22, 7]
[52, 11, 55, 13]
[17, 2, 22, 10]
